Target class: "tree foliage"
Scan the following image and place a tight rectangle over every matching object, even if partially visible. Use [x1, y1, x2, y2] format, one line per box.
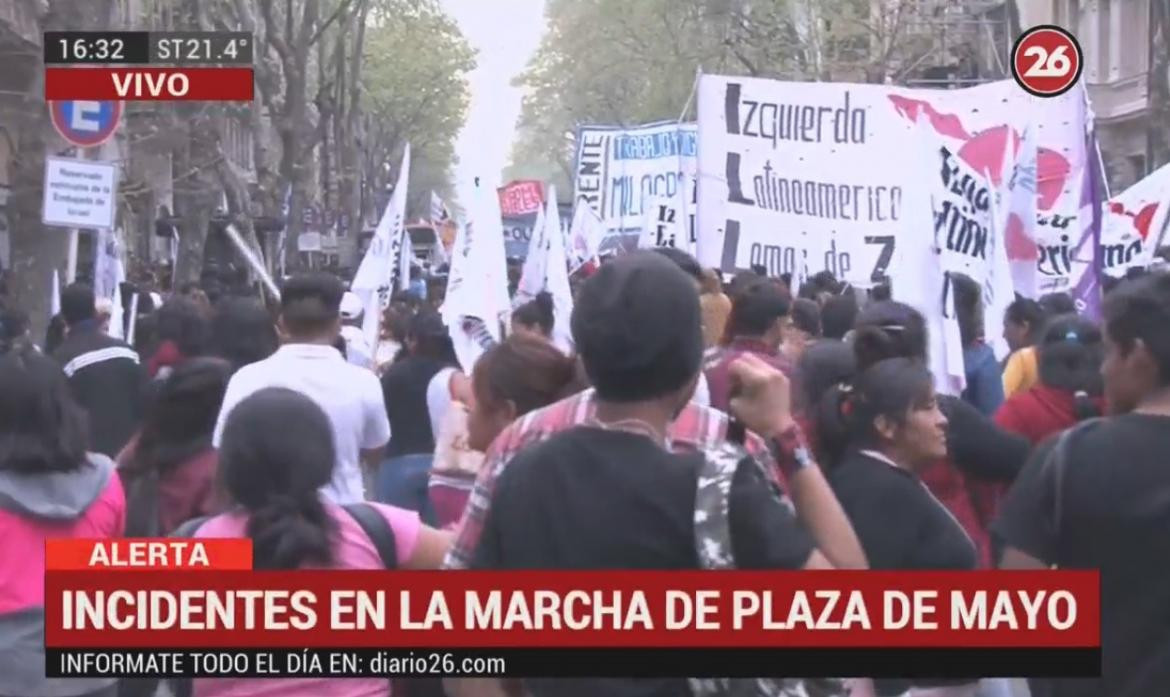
[361, 0, 475, 219]
[507, 0, 937, 190]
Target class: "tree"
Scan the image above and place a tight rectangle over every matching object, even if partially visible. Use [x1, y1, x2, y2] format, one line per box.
[506, 0, 940, 185]
[359, 0, 474, 221]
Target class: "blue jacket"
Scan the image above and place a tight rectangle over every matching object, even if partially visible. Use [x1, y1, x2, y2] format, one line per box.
[962, 342, 1005, 417]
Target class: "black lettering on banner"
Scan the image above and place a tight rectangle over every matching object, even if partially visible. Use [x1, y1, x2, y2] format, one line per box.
[1038, 234, 1073, 277]
[749, 242, 800, 276]
[725, 83, 742, 135]
[1101, 240, 1141, 269]
[865, 235, 896, 282]
[935, 146, 992, 261]
[576, 132, 609, 212]
[724, 85, 868, 148]
[822, 239, 852, 280]
[726, 153, 755, 206]
[721, 219, 741, 272]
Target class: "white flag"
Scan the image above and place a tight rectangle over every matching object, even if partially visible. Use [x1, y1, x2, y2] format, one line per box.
[1004, 121, 1040, 298]
[567, 200, 604, 273]
[1102, 161, 1170, 277]
[353, 144, 411, 347]
[441, 182, 509, 370]
[542, 186, 575, 352]
[50, 269, 61, 318]
[515, 205, 548, 305]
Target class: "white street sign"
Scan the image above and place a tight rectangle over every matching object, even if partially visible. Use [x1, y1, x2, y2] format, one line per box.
[42, 157, 118, 230]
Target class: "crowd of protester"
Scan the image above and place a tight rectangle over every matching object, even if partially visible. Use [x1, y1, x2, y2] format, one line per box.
[1, 246, 1169, 697]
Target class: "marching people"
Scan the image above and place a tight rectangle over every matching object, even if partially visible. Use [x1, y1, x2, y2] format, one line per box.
[53, 283, 145, 459]
[994, 314, 1105, 445]
[186, 387, 450, 697]
[208, 296, 280, 374]
[427, 333, 586, 527]
[1000, 297, 1046, 398]
[704, 277, 794, 411]
[995, 271, 1170, 696]
[377, 309, 464, 523]
[117, 358, 232, 537]
[445, 250, 864, 697]
[0, 346, 125, 697]
[212, 273, 390, 505]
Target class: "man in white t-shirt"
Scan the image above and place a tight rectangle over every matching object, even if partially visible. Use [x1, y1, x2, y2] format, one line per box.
[213, 273, 390, 504]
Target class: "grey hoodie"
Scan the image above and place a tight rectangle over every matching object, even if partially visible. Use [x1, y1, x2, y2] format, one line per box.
[0, 453, 118, 697]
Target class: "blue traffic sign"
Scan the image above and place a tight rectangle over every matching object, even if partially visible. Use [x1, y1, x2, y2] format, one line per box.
[49, 100, 123, 148]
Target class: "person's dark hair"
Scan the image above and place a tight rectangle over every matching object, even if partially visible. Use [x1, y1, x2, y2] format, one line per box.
[473, 334, 585, 416]
[799, 270, 842, 300]
[797, 340, 856, 414]
[44, 314, 67, 355]
[382, 306, 407, 342]
[0, 347, 88, 473]
[821, 294, 859, 340]
[332, 335, 348, 360]
[60, 283, 96, 326]
[218, 388, 337, 570]
[1102, 270, 1170, 387]
[949, 273, 983, 347]
[852, 301, 929, 370]
[512, 291, 555, 337]
[653, 247, 703, 283]
[815, 357, 935, 467]
[572, 251, 703, 402]
[790, 298, 821, 337]
[1005, 297, 1045, 342]
[869, 283, 892, 302]
[210, 297, 279, 372]
[408, 309, 458, 365]
[178, 281, 201, 296]
[1039, 292, 1076, 316]
[1036, 314, 1104, 420]
[727, 278, 791, 337]
[155, 296, 210, 357]
[0, 307, 30, 352]
[125, 358, 231, 477]
[280, 273, 344, 337]
[727, 270, 762, 297]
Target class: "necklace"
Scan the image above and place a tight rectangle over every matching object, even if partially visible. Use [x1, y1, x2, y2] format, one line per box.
[584, 416, 669, 449]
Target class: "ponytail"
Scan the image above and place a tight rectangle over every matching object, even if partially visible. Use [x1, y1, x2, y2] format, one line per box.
[218, 388, 338, 570]
[513, 292, 556, 337]
[245, 492, 335, 570]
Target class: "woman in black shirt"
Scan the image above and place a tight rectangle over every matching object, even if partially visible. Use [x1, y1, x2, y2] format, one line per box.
[818, 357, 976, 696]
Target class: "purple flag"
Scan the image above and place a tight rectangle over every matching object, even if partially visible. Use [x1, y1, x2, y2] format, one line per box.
[1071, 127, 1105, 320]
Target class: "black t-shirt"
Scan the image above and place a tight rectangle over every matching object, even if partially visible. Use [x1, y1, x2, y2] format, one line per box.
[472, 426, 815, 697]
[993, 414, 1170, 697]
[829, 449, 977, 697]
[380, 356, 447, 457]
[829, 450, 977, 571]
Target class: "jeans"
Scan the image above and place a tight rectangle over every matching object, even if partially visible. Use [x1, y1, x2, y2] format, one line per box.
[375, 454, 437, 526]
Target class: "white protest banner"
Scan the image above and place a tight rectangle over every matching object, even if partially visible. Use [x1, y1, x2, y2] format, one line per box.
[637, 193, 694, 254]
[567, 200, 604, 273]
[353, 145, 410, 347]
[696, 76, 1090, 290]
[43, 157, 118, 230]
[574, 121, 697, 246]
[1002, 121, 1040, 298]
[890, 115, 966, 397]
[1100, 162, 1170, 277]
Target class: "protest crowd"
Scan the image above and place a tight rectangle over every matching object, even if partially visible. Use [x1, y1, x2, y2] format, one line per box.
[4, 56, 1170, 697]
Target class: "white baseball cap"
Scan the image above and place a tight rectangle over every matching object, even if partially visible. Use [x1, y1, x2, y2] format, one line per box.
[339, 291, 364, 320]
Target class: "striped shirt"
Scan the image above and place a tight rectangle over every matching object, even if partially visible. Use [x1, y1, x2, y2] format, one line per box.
[442, 389, 781, 569]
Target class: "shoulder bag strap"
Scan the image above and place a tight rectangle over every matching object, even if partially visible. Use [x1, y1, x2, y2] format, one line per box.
[343, 502, 399, 570]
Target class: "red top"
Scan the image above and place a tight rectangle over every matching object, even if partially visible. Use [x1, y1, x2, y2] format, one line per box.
[147, 339, 186, 378]
[117, 439, 221, 533]
[995, 384, 1106, 446]
[704, 338, 794, 413]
